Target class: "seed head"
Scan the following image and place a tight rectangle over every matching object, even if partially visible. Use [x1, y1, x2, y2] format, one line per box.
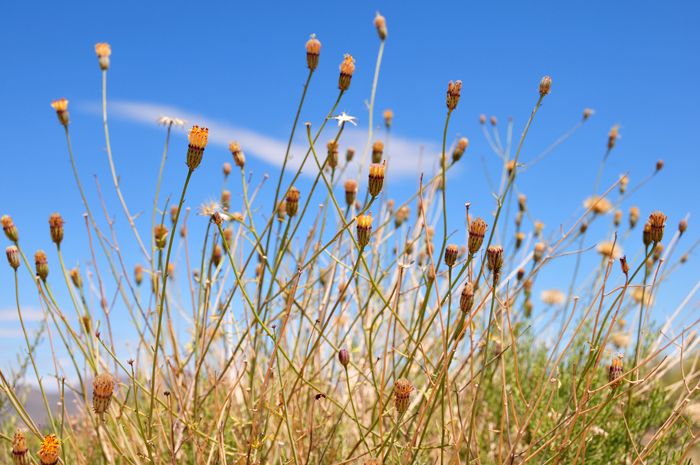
[656, 159, 664, 171]
[487, 245, 504, 278]
[609, 356, 623, 389]
[2, 215, 18, 242]
[286, 187, 300, 217]
[468, 218, 488, 255]
[339, 54, 356, 91]
[344, 179, 357, 205]
[452, 137, 468, 163]
[368, 161, 386, 197]
[51, 98, 70, 126]
[648, 211, 667, 243]
[629, 206, 640, 228]
[346, 146, 355, 162]
[374, 11, 388, 39]
[38, 434, 60, 465]
[608, 124, 620, 149]
[445, 244, 459, 267]
[35, 250, 49, 281]
[539, 76, 552, 95]
[229, 141, 245, 167]
[446, 80, 462, 111]
[460, 282, 474, 313]
[394, 378, 413, 414]
[12, 429, 29, 465]
[383, 109, 393, 128]
[541, 289, 565, 306]
[620, 256, 629, 275]
[154, 224, 169, 249]
[326, 140, 339, 168]
[93, 373, 115, 419]
[679, 219, 688, 234]
[49, 213, 64, 244]
[134, 264, 143, 286]
[305, 34, 321, 70]
[356, 213, 374, 247]
[338, 349, 350, 367]
[186, 125, 209, 170]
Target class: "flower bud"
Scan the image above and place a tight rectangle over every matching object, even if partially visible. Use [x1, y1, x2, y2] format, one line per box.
[2, 215, 18, 242]
[446, 80, 462, 111]
[452, 137, 468, 162]
[229, 141, 245, 167]
[346, 147, 356, 162]
[180, 225, 187, 237]
[460, 282, 474, 313]
[642, 222, 652, 247]
[608, 356, 623, 389]
[580, 221, 589, 233]
[539, 76, 552, 95]
[371, 140, 384, 164]
[344, 179, 357, 205]
[679, 219, 688, 234]
[426, 264, 436, 282]
[524, 279, 533, 299]
[51, 98, 70, 126]
[515, 232, 525, 250]
[653, 243, 664, 262]
[338, 349, 350, 366]
[38, 434, 60, 465]
[339, 54, 356, 91]
[533, 243, 544, 263]
[223, 228, 234, 251]
[93, 373, 115, 420]
[326, 140, 339, 168]
[35, 250, 49, 281]
[383, 109, 393, 128]
[479, 114, 486, 124]
[487, 245, 504, 277]
[583, 108, 595, 120]
[286, 187, 300, 217]
[219, 190, 231, 212]
[445, 244, 458, 267]
[614, 209, 622, 227]
[656, 159, 664, 171]
[515, 212, 522, 227]
[648, 211, 667, 243]
[92, 42, 111, 71]
[49, 213, 64, 244]
[368, 161, 386, 197]
[629, 206, 639, 228]
[305, 34, 321, 70]
[516, 268, 525, 281]
[534, 221, 545, 235]
[619, 175, 629, 194]
[212, 245, 222, 267]
[12, 429, 29, 465]
[607, 124, 619, 150]
[468, 218, 488, 255]
[491, 116, 498, 126]
[620, 256, 629, 275]
[518, 194, 526, 212]
[387, 199, 395, 213]
[223, 162, 232, 176]
[395, 206, 410, 228]
[394, 378, 413, 414]
[356, 213, 374, 247]
[277, 201, 287, 221]
[374, 11, 388, 40]
[154, 224, 169, 249]
[70, 268, 83, 289]
[524, 300, 533, 318]
[169, 205, 178, 224]
[186, 125, 209, 170]
[506, 160, 516, 180]
[134, 264, 143, 285]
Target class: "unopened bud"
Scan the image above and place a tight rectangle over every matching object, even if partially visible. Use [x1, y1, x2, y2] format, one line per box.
[516, 268, 525, 281]
[212, 245, 222, 267]
[446, 80, 462, 111]
[629, 207, 639, 228]
[134, 264, 143, 286]
[338, 349, 350, 366]
[374, 11, 388, 39]
[394, 378, 413, 414]
[223, 162, 232, 176]
[614, 209, 622, 227]
[344, 179, 357, 205]
[326, 140, 339, 168]
[445, 244, 458, 267]
[491, 116, 498, 126]
[229, 141, 245, 167]
[608, 125, 620, 150]
[6, 246, 20, 270]
[518, 194, 526, 212]
[305, 34, 321, 70]
[533, 243, 545, 263]
[35, 250, 49, 280]
[515, 232, 525, 249]
[468, 218, 488, 255]
[609, 356, 623, 388]
[460, 282, 474, 313]
[620, 256, 629, 275]
[49, 213, 64, 244]
[679, 219, 688, 234]
[452, 137, 468, 162]
[479, 114, 486, 124]
[154, 224, 169, 249]
[583, 108, 595, 120]
[346, 147, 355, 162]
[648, 211, 667, 243]
[487, 245, 504, 278]
[656, 159, 664, 171]
[338, 54, 356, 91]
[383, 109, 393, 128]
[619, 175, 628, 194]
[371, 140, 384, 164]
[286, 188, 300, 217]
[1, 215, 18, 242]
[368, 161, 386, 197]
[538, 76, 552, 95]
[580, 221, 589, 233]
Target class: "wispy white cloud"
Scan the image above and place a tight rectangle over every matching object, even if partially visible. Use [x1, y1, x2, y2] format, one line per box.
[80, 100, 439, 177]
[0, 307, 44, 323]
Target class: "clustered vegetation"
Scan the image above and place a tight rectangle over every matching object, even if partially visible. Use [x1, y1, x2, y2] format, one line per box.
[2, 12, 700, 465]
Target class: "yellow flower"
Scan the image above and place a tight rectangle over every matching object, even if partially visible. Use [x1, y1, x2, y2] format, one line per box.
[584, 196, 613, 214]
[187, 125, 210, 150]
[38, 434, 60, 465]
[540, 289, 565, 306]
[94, 43, 112, 57]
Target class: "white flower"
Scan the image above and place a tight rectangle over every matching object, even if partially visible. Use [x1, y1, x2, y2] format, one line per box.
[329, 112, 358, 128]
[156, 116, 188, 128]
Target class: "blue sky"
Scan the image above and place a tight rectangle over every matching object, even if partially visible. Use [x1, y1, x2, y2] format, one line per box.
[1, 1, 699, 389]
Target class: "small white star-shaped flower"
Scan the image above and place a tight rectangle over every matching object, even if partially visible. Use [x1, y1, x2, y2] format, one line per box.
[156, 116, 188, 128]
[329, 112, 359, 128]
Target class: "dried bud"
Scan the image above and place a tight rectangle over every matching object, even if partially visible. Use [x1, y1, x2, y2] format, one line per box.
[211, 212, 224, 226]
[395, 206, 410, 228]
[614, 209, 622, 227]
[371, 140, 384, 164]
[468, 218, 488, 255]
[426, 264, 436, 282]
[212, 245, 222, 267]
[134, 264, 143, 286]
[186, 125, 209, 170]
[228, 141, 245, 167]
[583, 108, 595, 120]
[180, 225, 187, 237]
[1, 215, 18, 242]
[394, 378, 413, 414]
[534, 221, 545, 235]
[491, 116, 498, 126]
[368, 161, 386, 197]
[49, 213, 64, 244]
[515, 232, 525, 249]
[51, 98, 70, 126]
[452, 137, 468, 162]
[387, 199, 395, 213]
[346, 147, 356, 162]
[656, 159, 664, 171]
[93, 373, 115, 419]
[35, 250, 48, 280]
[339, 54, 356, 91]
[679, 219, 688, 234]
[446, 80, 462, 111]
[518, 194, 527, 212]
[460, 282, 474, 313]
[223, 162, 232, 176]
[277, 201, 287, 221]
[38, 434, 61, 465]
[620, 256, 629, 275]
[516, 268, 525, 281]
[515, 212, 522, 227]
[538, 76, 552, 95]
[619, 175, 629, 194]
[95, 43, 111, 70]
[607, 124, 620, 150]
[533, 243, 545, 263]
[608, 356, 623, 388]
[170, 205, 179, 224]
[356, 213, 374, 247]
[629, 207, 640, 228]
[68, 268, 82, 289]
[479, 114, 486, 124]
[383, 109, 393, 128]
[374, 11, 388, 39]
[487, 245, 504, 276]
[580, 221, 589, 233]
[326, 140, 339, 168]
[286, 187, 300, 217]
[648, 211, 667, 243]
[223, 228, 234, 250]
[338, 349, 350, 366]
[445, 244, 459, 267]
[343, 179, 358, 205]
[12, 429, 29, 465]
[220, 190, 231, 212]
[154, 224, 169, 249]
[506, 160, 516, 180]
[305, 34, 321, 70]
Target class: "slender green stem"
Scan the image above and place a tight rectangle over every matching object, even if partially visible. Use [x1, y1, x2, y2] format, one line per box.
[345, 366, 371, 454]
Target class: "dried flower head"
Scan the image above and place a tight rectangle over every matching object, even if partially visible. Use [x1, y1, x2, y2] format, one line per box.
[583, 108, 595, 120]
[93, 373, 115, 419]
[338, 349, 350, 367]
[460, 282, 474, 313]
[539, 76, 552, 95]
[371, 139, 384, 164]
[154, 224, 169, 249]
[533, 242, 545, 263]
[35, 250, 48, 281]
[305, 34, 321, 70]
[346, 146, 356, 162]
[51, 98, 70, 126]
[540, 289, 565, 306]
[339, 54, 356, 91]
[212, 245, 222, 267]
[156, 116, 187, 128]
[12, 429, 29, 465]
[619, 175, 629, 194]
[38, 434, 61, 465]
[468, 218, 488, 255]
[69, 268, 82, 289]
[356, 212, 374, 247]
[614, 209, 622, 226]
[584, 196, 613, 215]
[326, 140, 339, 168]
[648, 211, 667, 243]
[656, 159, 664, 171]
[95, 43, 111, 70]
[629, 206, 640, 228]
[286, 187, 300, 216]
[49, 213, 64, 244]
[394, 378, 414, 414]
[487, 245, 504, 279]
[608, 124, 620, 149]
[445, 244, 459, 267]
[368, 161, 386, 197]
[631, 287, 654, 306]
[620, 255, 629, 275]
[608, 355, 623, 389]
[2, 215, 18, 242]
[447, 80, 462, 111]
[186, 125, 209, 170]
[374, 11, 388, 39]
[344, 179, 358, 205]
[597, 240, 623, 259]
